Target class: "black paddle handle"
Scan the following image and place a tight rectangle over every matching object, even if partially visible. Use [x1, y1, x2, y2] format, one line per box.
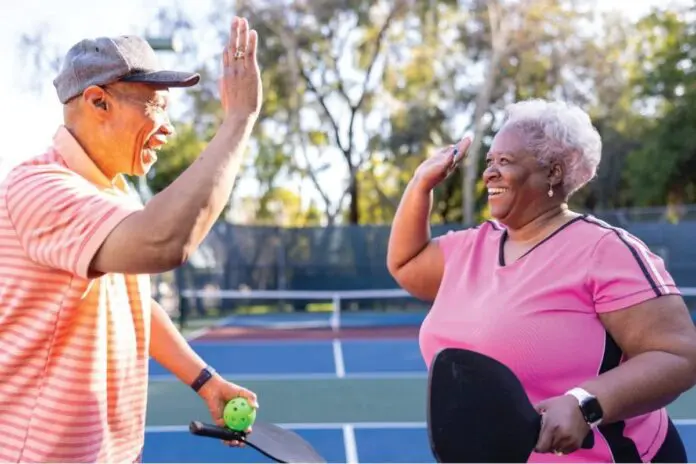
[189, 421, 246, 441]
[581, 431, 594, 449]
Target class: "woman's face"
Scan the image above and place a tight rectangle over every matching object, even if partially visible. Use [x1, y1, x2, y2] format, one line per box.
[483, 127, 560, 228]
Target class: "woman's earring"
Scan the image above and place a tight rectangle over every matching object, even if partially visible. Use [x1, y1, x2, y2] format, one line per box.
[548, 184, 554, 198]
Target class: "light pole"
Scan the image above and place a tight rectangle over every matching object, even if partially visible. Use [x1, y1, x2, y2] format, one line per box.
[145, 36, 182, 53]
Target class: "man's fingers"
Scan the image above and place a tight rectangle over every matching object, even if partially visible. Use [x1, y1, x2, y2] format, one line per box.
[236, 387, 259, 408]
[239, 18, 249, 54]
[228, 17, 240, 58]
[234, 17, 248, 69]
[246, 391, 259, 408]
[247, 29, 258, 65]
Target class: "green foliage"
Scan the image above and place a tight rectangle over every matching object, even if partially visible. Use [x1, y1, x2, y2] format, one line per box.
[146, 123, 207, 195]
[625, 91, 696, 206]
[18, 0, 696, 226]
[135, 2, 696, 222]
[623, 6, 696, 207]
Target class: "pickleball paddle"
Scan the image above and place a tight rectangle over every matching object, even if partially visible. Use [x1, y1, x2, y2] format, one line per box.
[427, 347, 594, 463]
[189, 420, 326, 463]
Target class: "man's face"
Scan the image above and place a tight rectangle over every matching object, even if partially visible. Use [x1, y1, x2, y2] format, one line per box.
[99, 83, 173, 177]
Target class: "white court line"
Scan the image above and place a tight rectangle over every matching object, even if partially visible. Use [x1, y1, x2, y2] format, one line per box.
[146, 422, 427, 433]
[184, 326, 213, 342]
[343, 424, 358, 464]
[149, 371, 426, 382]
[333, 339, 346, 378]
[147, 419, 696, 434]
[179, 339, 336, 347]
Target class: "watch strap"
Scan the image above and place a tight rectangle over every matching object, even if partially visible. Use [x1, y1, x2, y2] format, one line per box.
[565, 387, 602, 427]
[190, 366, 217, 392]
[566, 387, 593, 403]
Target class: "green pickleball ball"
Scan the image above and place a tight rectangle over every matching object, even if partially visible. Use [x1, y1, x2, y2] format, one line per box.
[223, 397, 257, 431]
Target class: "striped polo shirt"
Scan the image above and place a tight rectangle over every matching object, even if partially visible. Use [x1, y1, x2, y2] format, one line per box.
[420, 215, 680, 463]
[0, 126, 151, 462]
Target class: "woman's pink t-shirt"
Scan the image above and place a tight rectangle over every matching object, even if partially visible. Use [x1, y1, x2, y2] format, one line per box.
[419, 215, 680, 463]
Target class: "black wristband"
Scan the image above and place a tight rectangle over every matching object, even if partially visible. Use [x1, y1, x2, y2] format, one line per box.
[190, 366, 216, 392]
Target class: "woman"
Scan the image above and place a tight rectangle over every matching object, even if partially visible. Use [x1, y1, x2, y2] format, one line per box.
[387, 99, 696, 462]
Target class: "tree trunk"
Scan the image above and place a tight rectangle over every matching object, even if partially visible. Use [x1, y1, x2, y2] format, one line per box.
[462, 0, 510, 225]
[348, 171, 359, 224]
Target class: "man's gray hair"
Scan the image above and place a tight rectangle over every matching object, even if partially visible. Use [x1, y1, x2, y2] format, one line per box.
[501, 99, 602, 196]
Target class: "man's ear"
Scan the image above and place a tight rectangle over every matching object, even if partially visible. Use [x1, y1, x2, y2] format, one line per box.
[82, 86, 109, 114]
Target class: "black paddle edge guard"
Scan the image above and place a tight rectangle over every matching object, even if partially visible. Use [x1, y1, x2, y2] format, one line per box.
[189, 421, 288, 463]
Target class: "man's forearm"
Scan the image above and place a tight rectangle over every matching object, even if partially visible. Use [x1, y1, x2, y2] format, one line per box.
[149, 299, 209, 386]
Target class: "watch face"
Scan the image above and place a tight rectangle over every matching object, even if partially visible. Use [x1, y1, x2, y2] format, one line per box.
[581, 397, 603, 423]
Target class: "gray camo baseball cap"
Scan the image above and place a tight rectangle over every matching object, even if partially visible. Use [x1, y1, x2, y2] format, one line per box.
[53, 35, 200, 104]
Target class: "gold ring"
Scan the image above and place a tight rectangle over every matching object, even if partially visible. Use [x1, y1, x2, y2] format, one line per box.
[234, 50, 245, 59]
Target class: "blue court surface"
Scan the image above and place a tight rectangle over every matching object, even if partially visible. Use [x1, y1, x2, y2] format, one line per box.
[143, 421, 696, 463]
[144, 337, 696, 463]
[148, 338, 426, 379]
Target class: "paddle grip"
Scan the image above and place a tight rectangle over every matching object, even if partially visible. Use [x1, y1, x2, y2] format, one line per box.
[581, 431, 594, 449]
[534, 415, 594, 450]
[189, 421, 246, 441]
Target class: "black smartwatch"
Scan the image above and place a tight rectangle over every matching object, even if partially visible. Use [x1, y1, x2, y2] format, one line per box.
[190, 365, 217, 392]
[566, 387, 604, 428]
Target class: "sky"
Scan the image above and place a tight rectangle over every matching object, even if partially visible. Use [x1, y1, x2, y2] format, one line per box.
[0, 0, 689, 201]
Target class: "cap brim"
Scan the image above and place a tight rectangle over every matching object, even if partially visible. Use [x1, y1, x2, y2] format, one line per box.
[120, 70, 200, 88]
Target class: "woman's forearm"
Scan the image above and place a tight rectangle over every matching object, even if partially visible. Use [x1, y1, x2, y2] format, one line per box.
[386, 178, 433, 272]
[580, 351, 695, 423]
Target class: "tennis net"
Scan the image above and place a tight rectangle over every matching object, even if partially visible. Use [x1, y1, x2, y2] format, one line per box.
[176, 288, 430, 333]
[174, 286, 696, 333]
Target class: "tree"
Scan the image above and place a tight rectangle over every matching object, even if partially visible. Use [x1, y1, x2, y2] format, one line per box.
[16, 0, 692, 227]
[235, 0, 415, 224]
[623, 6, 696, 208]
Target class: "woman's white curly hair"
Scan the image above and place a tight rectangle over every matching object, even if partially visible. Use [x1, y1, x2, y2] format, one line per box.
[500, 99, 602, 196]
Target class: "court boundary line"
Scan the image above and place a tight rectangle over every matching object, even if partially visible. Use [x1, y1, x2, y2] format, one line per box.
[179, 338, 419, 346]
[145, 419, 696, 434]
[184, 322, 219, 343]
[332, 339, 346, 378]
[148, 371, 426, 381]
[145, 422, 428, 433]
[343, 424, 358, 464]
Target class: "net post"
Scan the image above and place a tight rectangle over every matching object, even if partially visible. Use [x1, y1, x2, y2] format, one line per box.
[330, 293, 341, 333]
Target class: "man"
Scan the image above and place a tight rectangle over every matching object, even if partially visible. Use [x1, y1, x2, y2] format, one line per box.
[0, 16, 260, 462]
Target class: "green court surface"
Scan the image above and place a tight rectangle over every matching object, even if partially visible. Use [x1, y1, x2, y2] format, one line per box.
[147, 377, 427, 426]
[147, 376, 696, 424]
